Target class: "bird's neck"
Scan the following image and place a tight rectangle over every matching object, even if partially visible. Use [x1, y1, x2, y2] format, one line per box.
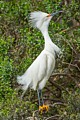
[41, 29, 61, 54]
[42, 29, 52, 44]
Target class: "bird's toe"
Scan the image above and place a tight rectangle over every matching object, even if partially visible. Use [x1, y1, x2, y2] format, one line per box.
[39, 104, 49, 113]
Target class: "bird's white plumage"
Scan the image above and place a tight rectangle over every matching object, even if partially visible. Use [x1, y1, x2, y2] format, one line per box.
[17, 50, 55, 90]
[17, 11, 61, 91]
[29, 11, 49, 28]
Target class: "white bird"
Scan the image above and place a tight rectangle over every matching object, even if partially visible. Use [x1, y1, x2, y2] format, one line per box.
[17, 11, 62, 112]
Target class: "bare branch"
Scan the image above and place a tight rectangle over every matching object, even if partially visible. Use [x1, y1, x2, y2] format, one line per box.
[59, 25, 80, 33]
[51, 72, 80, 78]
[54, 34, 77, 54]
[62, 61, 80, 71]
[49, 102, 66, 107]
[45, 115, 60, 120]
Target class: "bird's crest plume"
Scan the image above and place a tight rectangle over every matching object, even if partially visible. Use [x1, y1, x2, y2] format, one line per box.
[29, 11, 49, 28]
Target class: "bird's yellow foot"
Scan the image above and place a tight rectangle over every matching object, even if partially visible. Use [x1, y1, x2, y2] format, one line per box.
[39, 104, 49, 113]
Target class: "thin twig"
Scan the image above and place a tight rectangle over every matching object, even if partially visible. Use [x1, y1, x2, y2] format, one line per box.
[59, 25, 80, 33]
[62, 61, 80, 71]
[32, 110, 39, 120]
[54, 34, 77, 54]
[45, 86, 59, 97]
[33, 110, 39, 116]
[45, 115, 60, 120]
[51, 72, 80, 88]
[49, 102, 66, 107]
[51, 72, 80, 78]
[51, 73, 69, 77]
[49, 80, 62, 91]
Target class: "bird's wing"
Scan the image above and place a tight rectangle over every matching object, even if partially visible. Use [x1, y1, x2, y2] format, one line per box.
[30, 50, 55, 82]
[23, 51, 48, 90]
[27, 51, 47, 81]
[37, 53, 47, 81]
[17, 50, 55, 90]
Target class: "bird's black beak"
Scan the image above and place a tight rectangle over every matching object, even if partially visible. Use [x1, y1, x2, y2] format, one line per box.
[51, 11, 63, 16]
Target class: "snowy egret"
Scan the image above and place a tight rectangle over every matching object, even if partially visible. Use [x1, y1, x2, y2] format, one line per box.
[17, 11, 62, 112]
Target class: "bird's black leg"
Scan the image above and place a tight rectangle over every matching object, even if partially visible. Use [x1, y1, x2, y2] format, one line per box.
[40, 90, 44, 105]
[37, 89, 49, 113]
[37, 89, 43, 106]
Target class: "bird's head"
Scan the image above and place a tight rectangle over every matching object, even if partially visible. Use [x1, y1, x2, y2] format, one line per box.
[29, 11, 63, 32]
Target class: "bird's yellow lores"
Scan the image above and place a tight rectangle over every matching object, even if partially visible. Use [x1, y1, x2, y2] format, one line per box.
[17, 11, 62, 113]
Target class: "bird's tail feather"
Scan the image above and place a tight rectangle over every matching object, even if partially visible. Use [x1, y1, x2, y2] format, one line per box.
[17, 76, 25, 85]
[17, 75, 32, 90]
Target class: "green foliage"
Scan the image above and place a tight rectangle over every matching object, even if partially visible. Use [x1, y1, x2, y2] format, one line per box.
[0, 0, 80, 119]
[58, 90, 80, 120]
